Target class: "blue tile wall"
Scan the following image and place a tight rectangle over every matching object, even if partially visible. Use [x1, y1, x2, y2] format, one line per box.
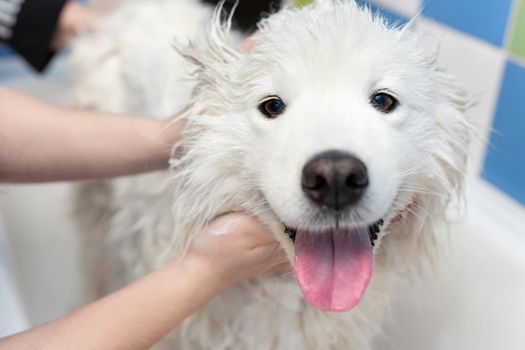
[483, 60, 525, 205]
[356, 0, 409, 26]
[0, 44, 14, 57]
[423, 0, 514, 47]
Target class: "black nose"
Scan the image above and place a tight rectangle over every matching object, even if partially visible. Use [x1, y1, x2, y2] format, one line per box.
[301, 151, 368, 210]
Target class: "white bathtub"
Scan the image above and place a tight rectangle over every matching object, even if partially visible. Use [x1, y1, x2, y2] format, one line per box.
[375, 179, 525, 350]
[0, 217, 29, 337]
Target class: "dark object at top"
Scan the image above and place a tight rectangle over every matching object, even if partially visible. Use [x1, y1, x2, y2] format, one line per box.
[201, 0, 282, 33]
[0, 0, 68, 72]
[0, 0, 281, 73]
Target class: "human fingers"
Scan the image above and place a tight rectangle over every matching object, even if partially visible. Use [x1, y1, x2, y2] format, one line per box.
[241, 31, 260, 52]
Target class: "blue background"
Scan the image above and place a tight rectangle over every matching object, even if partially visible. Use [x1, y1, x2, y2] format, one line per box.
[423, 0, 514, 47]
[483, 60, 525, 205]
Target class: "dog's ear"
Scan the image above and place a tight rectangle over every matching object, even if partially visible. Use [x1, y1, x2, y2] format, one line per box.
[428, 38, 474, 195]
[434, 70, 473, 198]
[174, 3, 243, 114]
[413, 30, 475, 114]
[397, 28, 474, 199]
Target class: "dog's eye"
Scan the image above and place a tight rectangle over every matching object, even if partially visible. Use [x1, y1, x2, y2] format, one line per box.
[370, 92, 398, 113]
[258, 96, 286, 118]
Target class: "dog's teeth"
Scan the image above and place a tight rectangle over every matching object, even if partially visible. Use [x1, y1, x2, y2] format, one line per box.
[368, 221, 383, 247]
[284, 226, 297, 242]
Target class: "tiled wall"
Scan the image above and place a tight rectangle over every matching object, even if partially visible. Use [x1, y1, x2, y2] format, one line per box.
[408, 0, 524, 207]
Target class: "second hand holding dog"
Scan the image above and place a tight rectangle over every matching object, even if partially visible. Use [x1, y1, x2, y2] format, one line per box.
[0, 213, 289, 350]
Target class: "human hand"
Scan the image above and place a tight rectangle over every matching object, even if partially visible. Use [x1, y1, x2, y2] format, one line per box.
[186, 213, 291, 289]
[52, 2, 101, 49]
[241, 31, 259, 52]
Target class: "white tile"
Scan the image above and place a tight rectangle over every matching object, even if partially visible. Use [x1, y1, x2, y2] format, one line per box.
[416, 18, 507, 177]
[372, 0, 422, 18]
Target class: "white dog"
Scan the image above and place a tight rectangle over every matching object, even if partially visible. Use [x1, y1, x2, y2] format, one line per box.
[71, 0, 472, 348]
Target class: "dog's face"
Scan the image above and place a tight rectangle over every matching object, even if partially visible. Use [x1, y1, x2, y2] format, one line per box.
[182, 0, 470, 313]
[247, 29, 435, 232]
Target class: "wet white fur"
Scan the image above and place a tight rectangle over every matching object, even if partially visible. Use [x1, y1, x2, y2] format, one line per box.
[71, 0, 471, 349]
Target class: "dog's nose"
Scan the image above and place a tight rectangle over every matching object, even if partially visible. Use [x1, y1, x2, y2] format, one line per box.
[301, 151, 368, 210]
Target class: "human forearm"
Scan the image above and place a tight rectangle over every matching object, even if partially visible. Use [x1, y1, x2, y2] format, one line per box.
[0, 254, 222, 350]
[0, 214, 289, 349]
[0, 87, 180, 182]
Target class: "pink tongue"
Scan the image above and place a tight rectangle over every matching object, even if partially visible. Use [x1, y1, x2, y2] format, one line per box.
[294, 228, 373, 312]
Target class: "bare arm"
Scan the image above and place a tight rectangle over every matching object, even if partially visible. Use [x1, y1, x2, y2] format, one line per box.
[0, 214, 289, 350]
[0, 87, 181, 182]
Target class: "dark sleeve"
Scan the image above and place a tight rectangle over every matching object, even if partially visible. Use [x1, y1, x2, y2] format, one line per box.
[201, 0, 282, 33]
[0, 0, 68, 72]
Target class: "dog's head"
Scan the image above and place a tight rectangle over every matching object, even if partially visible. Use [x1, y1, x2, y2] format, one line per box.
[174, 0, 471, 312]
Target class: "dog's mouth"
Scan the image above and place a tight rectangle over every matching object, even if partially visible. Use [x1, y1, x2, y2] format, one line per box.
[284, 219, 384, 246]
[283, 219, 384, 313]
